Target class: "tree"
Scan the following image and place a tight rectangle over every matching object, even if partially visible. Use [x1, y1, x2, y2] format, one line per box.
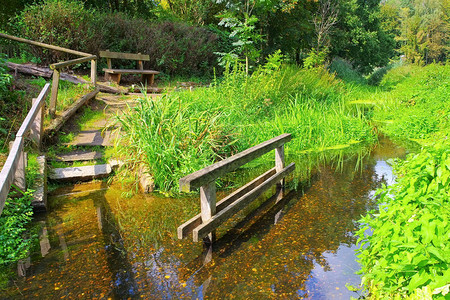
[330, 0, 396, 73]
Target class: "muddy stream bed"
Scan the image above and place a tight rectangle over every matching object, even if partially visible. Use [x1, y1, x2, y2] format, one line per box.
[1, 138, 409, 299]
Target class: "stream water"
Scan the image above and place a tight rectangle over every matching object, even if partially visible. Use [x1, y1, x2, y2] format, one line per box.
[1, 138, 408, 299]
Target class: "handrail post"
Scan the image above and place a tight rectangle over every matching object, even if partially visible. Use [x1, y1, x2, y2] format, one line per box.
[9, 141, 26, 192]
[49, 69, 60, 117]
[275, 145, 285, 187]
[30, 98, 43, 150]
[90, 58, 97, 85]
[200, 182, 216, 243]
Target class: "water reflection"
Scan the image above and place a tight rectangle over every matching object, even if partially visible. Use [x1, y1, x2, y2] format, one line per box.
[1, 139, 405, 299]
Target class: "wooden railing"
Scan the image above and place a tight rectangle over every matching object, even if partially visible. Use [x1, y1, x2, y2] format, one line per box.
[178, 134, 295, 242]
[0, 84, 50, 216]
[0, 33, 97, 117]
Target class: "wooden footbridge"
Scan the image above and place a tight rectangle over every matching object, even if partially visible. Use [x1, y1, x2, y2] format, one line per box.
[178, 134, 295, 242]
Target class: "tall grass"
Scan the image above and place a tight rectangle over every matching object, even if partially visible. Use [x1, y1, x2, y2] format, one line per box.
[372, 63, 450, 142]
[116, 62, 377, 193]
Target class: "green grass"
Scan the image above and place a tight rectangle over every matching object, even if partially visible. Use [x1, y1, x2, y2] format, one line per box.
[43, 81, 95, 126]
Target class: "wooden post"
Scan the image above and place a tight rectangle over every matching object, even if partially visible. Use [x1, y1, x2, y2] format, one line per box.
[49, 69, 60, 117]
[200, 182, 216, 243]
[9, 142, 26, 192]
[90, 59, 97, 85]
[30, 98, 43, 150]
[275, 145, 285, 186]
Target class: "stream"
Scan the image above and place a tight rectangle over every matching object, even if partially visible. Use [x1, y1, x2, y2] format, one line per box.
[1, 137, 408, 299]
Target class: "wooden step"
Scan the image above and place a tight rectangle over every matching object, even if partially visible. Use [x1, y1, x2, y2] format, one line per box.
[64, 130, 114, 147]
[49, 164, 112, 182]
[53, 150, 103, 162]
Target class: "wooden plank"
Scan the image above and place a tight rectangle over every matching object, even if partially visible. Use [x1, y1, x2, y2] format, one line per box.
[192, 163, 295, 242]
[17, 84, 50, 138]
[179, 134, 292, 192]
[49, 164, 112, 182]
[50, 55, 97, 70]
[103, 69, 159, 75]
[0, 33, 93, 57]
[53, 150, 103, 162]
[0, 138, 24, 215]
[44, 89, 99, 135]
[99, 50, 150, 61]
[177, 167, 277, 239]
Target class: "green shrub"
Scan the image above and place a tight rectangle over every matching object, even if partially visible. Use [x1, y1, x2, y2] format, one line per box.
[329, 57, 367, 85]
[0, 191, 35, 265]
[17, 0, 91, 64]
[356, 141, 450, 299]
[13, 0, 225, 76]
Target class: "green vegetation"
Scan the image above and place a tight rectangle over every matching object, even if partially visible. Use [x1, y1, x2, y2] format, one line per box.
[353, 63, 450, 299]
[0, 191, 34, 265]
[357, 142, 450, 299]
[116, 59, 376, 193]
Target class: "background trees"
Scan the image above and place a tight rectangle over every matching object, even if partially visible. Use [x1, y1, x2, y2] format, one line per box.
[1, 0, 448, 75]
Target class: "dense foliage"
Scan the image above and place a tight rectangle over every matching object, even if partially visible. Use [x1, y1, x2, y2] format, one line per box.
[381, 0, 450, 64]
[12, 0, 225, 76]
[357, 141, 450, 299]
[0, 191, 34, 265]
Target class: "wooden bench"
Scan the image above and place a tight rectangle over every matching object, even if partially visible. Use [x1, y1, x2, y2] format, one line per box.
[99, 50, 159, 85]
[177, 134, 295, 242]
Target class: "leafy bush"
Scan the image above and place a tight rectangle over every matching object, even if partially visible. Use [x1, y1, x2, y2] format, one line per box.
[356, 141, 450, 299]
[16, 0, 91, 64]
[329, 57, 367, 85]
[0, 191, 35, 265]
[13, 0, 225, 76]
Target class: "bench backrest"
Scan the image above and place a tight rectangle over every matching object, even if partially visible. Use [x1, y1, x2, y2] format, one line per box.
[99, 50, 150, 70]
[99, 50, 149, 61]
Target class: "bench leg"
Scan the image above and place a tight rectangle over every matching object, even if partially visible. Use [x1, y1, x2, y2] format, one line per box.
[107, 73, 121, 84]
[142, 74, 155, 86]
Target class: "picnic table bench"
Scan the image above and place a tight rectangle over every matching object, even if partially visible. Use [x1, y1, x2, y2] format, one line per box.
[99, 50, 159, 85]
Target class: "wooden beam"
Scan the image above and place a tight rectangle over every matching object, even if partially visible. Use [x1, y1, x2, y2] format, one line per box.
[0, 33, 92, 57]
[179, 134, 292, 192]
[99, 50, 150, 61]
[0, 138, 24, 215]
[200, 182, 216, 242]
[44, 88, 99, 135]
[177, 167, 277, 239]
[275, 145, 285, 187]
[90, 59, 97, 85]
[192, 163, 295, 242]
[50, 55, 97, 70]
[49, 70, 60, 117]
[16, 84, 50, 138]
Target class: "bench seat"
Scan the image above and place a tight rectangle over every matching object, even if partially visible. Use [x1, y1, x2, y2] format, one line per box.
[103, 68, 160, 85]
